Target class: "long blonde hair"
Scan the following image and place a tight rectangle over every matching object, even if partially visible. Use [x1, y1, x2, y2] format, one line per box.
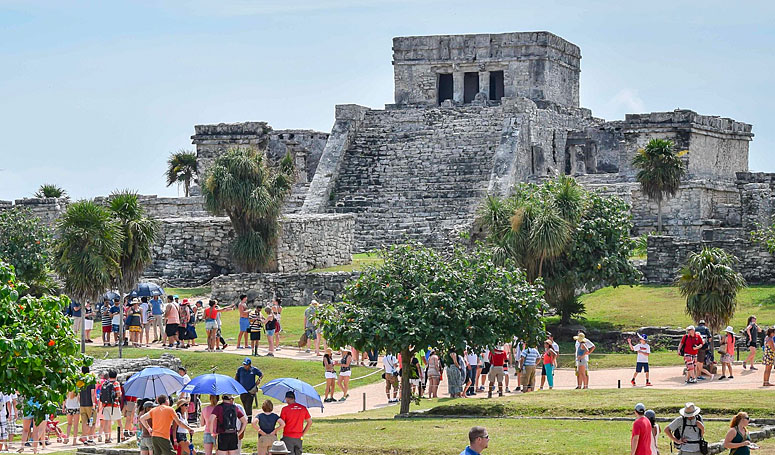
[730, 412, 749, 428]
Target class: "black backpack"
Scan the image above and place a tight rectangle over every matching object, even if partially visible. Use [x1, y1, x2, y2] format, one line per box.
[100, 381, 117, 405]
[220, 404, 238, 433]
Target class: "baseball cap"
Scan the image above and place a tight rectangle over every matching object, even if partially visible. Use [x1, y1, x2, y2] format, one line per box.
[686, 325, 695, 331]
[698, 319, 706, 324]
[285, 391, 296, 399]
[243, 358, 252, 365]
[635, 403, 646, 413]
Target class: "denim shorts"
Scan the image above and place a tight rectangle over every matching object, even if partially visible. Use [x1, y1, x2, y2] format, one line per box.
[203, 432, 216, 444]
[266, 329, 275, 337]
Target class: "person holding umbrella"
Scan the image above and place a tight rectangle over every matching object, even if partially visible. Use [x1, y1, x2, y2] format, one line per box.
[279, 391, 311, 455]
[208, 395, 247, 455]
[235, 359, 263, 423]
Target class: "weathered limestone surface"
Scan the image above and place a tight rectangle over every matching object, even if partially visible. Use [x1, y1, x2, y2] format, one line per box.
[0, 197, 68, 227]
[276, 214, 353, 273]
[210, 271, 359, 306]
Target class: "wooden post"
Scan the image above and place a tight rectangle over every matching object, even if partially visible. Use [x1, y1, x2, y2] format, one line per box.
[362, 393, 366, 412]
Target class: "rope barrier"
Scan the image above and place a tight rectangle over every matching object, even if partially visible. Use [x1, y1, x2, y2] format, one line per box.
[311, 365, 384, 388]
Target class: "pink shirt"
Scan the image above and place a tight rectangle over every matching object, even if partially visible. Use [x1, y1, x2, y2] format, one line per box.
[201, 405, 215, 433]
[166, 303, 180, 324]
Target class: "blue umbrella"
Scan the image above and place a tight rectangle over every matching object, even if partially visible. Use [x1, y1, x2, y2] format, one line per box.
[124, 367, 186, 399]
[180, 374, 247, 396]
[260, 378, 323, 409]
[101, 291, 121, 301]
[129, 282, 165, 298]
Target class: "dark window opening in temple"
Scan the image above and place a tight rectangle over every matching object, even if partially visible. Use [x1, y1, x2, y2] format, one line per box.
[437, 73, 453, 105]
[463, 72, 479, 103]
[489, 71, 504, 100]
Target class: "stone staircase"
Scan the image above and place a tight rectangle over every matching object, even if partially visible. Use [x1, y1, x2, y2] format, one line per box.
[329, 106, 507, 251]
[283, 182, 311, 214]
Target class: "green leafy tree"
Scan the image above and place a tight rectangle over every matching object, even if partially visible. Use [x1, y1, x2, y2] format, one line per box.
[35, 183, 69, 201]
[677, 247, 746, 343]
[632, 138, 687, 233]
[751, 221, 775, 255]
[52, 200, 123, 352]
[202, 147, 294, 272]
[320, 243, 546, 414]
[478, 176, 640, 323]
[165, 150, 198, 197]
[107, 190, 160, 357]
[0, 261, 92, 421]
[0, 207, 54, 296]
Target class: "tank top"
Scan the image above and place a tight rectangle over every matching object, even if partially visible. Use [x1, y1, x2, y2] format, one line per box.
[205, 307, 218, 321]
[265, 316, 277, 331]
[166, 303, 180, 324]
[340, 353, 351, 373]
[323, 355, 334, 372]
[543, 351, 553, 365]
[730, 427, 750, 455]
[65, 396, 79, 410]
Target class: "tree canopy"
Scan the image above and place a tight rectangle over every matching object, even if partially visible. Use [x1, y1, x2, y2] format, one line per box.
[165, 150, 198, 197]
[632, 138, 687, 232]
[478, 176, 640, 323]
[0, 261, 91, 420]
[202, 147, 294, 272]
[35, 183, 69, 201]
[0, 207, 54, 296]
[320, 243, 546, 413]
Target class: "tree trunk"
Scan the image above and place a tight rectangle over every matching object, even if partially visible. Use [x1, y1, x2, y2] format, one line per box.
[399, 348, 413, 415]
[80, 306, 86, 354]
[184, 179, 190, 198]
[657, 198, 663, 233]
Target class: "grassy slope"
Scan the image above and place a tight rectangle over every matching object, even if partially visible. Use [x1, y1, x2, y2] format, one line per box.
[310, 252, 383, 273]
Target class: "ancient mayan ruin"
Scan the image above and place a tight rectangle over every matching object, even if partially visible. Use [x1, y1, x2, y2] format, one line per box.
[3, 31, 774, 299]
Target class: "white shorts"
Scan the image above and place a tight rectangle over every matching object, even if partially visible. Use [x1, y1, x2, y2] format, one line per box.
[324, 372, 337, 380]
[102, 406, 122, 421]
[339, 371, 351, 377]
[410, 379, 420, 386]
[84, 319, 94, 330]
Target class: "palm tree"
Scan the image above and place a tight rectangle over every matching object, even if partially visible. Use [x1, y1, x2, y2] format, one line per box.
[165, 150, 198, 197]
[632, 138, 687, 233]
[677, 247, 746, 349]
[107, 190, 160, 358]
[35, 184, 69, 201]
[202, 147, 294, 272]
[52, 200, 123, 353]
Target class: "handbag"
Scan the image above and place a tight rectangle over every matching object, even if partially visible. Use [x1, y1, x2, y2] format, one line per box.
[698, 439, 709, 455]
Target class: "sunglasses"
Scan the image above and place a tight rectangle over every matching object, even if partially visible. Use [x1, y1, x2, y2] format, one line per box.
[480, 435, 490, 440]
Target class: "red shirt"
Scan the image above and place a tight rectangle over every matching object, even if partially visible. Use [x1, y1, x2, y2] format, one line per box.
[280, 403, 310, 439]
[682, 333, 703, 356]
[488, 350, 506, 367]
[204, 307, 219, 320]
[632, 416, 652, 455]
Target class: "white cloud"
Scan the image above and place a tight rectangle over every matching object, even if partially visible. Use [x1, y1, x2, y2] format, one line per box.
[604, 88, 645, 116]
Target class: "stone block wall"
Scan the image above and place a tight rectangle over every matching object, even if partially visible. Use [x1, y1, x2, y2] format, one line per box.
[210, 271, 359, 306]
[91, 354, 181, 382]
[737, 172, 775, 231]
[276, 214, 353, 273]
[642, 236, 775, 284]
[93, 195, 208, 219]
[0, 197, 67, 227]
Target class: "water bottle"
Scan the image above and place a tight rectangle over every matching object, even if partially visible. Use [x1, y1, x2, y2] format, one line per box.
[189, 442, 195, 455]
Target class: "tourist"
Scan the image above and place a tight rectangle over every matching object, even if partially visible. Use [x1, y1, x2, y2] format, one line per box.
[723, 412, 754, 453]
[665, 403, 705, 455]
[384, 352, 400, 403]
[427, 349, 441, 398]
[235, 358, 263, 422]
[279, 391, 311, 455]
[459, 426, 489, 455]
[110, 299, 122, 346]
[138, 298, 150, 346]
[336, 347, 352, 401]
[303, 301, 320, 355]
[201, 395, 219, 455]
[264, 306, 277, 356]
[719, 326, 736, 380]
[252, 400, 285, 455]
[93, 373, 108, 442]
[164, 296, 181, 349]
[189, 301, 201, 347]
[645, 409, 660, 455]
[100, 299, 112, 346]
[98, 369, 122, 444]
[695, 320, 711, 377]
[268, 441, 291, 455]
[322, 349, 337, 403]
[507, 340, 519, 393]
[487, 345, 507, 398]
[179, 299, 193, 349]
[149, 294, 164, 343]
[83, 302, 95, 343]
[215, 302, 231, 351]
[762, 327, 775, 386]
[272, 298, 283, 351]
[137, 401, 155, 455]
[464, 348, 478, 396]
[140, 395, 193, 455]
[698, 351, 717, 381]
[574, 332, 595, 389]
[409, 355, 423, 397]
[63, 390, 80, 445]
[173, 399, 194, 455]
[631, 403, 652, 455]
[178, 367, 192, 401]
[127, 300, 143, 348]
[478, 348, 490, 392]
[540, 340, 556, 390]
[0, 393, 8, 452]
[519, 343, 540, 393]
[207, 394, 246, 455]
[204, 301, 220, 352]
[628, 333, 652, 387]
[236, 295, 250, 350]
[70, 300, 83, 336]
[743, 316, 760, 371]
[248, 307, 263, 357]
[679, 326, 703, 384]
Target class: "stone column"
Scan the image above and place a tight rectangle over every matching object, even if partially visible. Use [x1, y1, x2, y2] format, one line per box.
[479, 71, 490, 100]
[453, 71, 464, 104]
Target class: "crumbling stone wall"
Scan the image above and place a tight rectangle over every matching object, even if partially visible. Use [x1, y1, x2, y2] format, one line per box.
[91, 354, 181, 382]
[93, 195, 208, 219]
[210, 271, 359, 306]
[0, 197, 67, 227]
[276, 214, 353, 273]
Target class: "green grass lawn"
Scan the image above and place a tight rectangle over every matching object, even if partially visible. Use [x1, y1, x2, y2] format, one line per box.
[163, 287, 212, 299]
[209, 306, 307, 347]
[311, 252, 383, 273]
[549, 285, 775, 331]
[85, 346, 382, 398]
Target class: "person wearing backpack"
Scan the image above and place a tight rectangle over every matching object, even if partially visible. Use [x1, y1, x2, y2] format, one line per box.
[678, 326, 704, 384]
[208, 395, 247, 455]
[98, 370, 122, 443]
[665, 403, 706, 455]
[139, 394, 193, 455]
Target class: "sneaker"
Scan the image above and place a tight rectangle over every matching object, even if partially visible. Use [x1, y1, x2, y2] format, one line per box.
[505, 388, 511, 393]
[631, 378, 636, 386]
[266, 353, 274, 357]
[222, 344, 229, 349]
[645, 381, 652, 387]
[750, 366, 758, 371]
[305, 349, 311, 353]
[743, 363, 747, 369]
[339, 396, 347, 402]
[718, 375, 726, 380]
[498, 392, 503, 397]
[697, 376, 706, 381]
[728, 375, 734, 379]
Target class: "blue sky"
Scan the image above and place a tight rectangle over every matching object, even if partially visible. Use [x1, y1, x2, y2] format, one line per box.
[1, 0, 773, 200]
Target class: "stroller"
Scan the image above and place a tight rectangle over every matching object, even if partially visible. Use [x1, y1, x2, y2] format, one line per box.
[45, 415, 65, 443]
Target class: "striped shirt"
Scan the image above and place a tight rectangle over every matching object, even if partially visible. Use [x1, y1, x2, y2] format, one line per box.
[520, 347, 540, 366]
[101, 306, 113, 327]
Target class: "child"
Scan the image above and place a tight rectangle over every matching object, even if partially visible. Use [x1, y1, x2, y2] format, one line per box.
[628, 333, 652, 386]
[248, 307, 264, 356]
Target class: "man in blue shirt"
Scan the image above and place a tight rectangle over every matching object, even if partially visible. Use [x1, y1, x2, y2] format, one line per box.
[519, 344, 540, 393]
[460, 426, 489, 455]
[235, 358, 263, 423]
[149, 295, 164, 343]
[70, 301, 83, 335]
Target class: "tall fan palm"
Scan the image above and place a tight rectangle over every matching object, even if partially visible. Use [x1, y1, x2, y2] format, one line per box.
[165, 150, 198, 197]
[202, 147, 294, 272]
[632, 138, 687, 233]
[677, 247, 746, 337]
[52, 200, 123, 352]
[107, 190, 160, 357]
